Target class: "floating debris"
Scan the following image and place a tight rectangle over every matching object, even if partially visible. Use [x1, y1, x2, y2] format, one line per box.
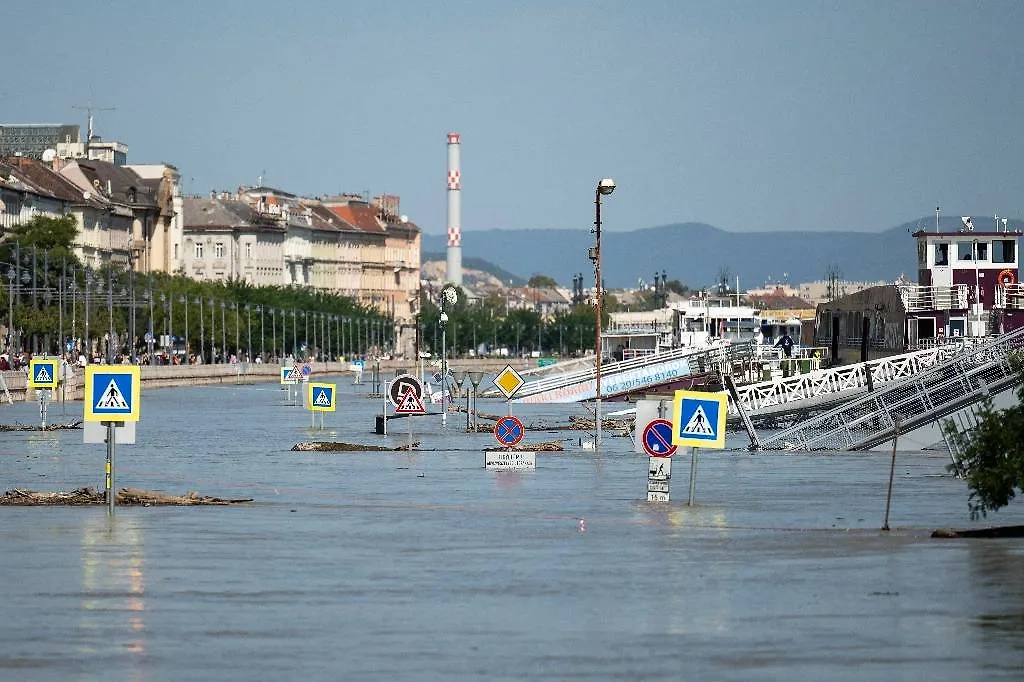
[931, 525, 1024, 538]
[292, 441, 420, 452]
[0, 421, 83, 432]
[484, 439, 564, 452]
[0, 487, 252, 506]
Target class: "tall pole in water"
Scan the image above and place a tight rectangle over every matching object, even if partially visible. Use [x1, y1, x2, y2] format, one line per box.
[593, 178, 616, 448]
[935, 205, 940, 232]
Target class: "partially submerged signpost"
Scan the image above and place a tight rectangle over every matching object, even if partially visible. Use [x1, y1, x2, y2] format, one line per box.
[83, 366, 141, 513]
[307, 382, 336, 430]
[28, 358, 58, 428]
[671, 390, 728, 506]
[486, 365, 534, 470]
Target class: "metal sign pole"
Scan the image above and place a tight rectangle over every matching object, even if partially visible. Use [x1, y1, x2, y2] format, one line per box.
[408, 411, 413, 452]
[687, 447, 699, 506]
[38, 391, 47, 428]
[104, 421, 116, 512]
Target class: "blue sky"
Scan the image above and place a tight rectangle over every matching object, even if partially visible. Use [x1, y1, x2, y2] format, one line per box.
[5, 1, 1023, 236]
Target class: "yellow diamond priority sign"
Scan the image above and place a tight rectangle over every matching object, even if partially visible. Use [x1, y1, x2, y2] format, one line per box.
[493, 364, 525, 399]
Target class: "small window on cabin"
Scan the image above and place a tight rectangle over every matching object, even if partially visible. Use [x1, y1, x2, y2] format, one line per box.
[975, 241, 989, 261]
[993, 239, 1016, 264]
[935, 242, 949, 266]
[957, 242, 976, 261]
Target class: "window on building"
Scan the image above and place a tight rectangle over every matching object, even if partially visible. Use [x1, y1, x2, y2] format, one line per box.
[215, 242, 225, 259]
[935, 242, 949, 266]
[975, 241, 989, 261]
[246, 242, 252, 259]
[957, 242, 976, 261]
[195, 242, 204, 259]
[993, 239, 1016, 264]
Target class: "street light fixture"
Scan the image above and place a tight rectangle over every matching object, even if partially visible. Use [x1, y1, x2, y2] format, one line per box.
[593, 177, 616, 448]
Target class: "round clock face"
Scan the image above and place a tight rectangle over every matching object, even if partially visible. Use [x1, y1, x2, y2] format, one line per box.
[443, 286, 458, 305]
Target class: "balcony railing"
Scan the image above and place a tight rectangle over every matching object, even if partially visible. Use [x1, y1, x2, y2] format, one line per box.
[898, 284, 968, 312]
[994, 283, 1024, 310]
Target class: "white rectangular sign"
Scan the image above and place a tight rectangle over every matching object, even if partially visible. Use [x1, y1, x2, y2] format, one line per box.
[647, 491, 670, 503]
[648, 456, 671, 481]
[647, 480, 670, 494]
[83, 420, 137, 444]
[484, 451, 537, 471]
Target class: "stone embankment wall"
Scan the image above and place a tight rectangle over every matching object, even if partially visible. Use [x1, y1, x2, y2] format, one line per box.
[0, 358, 527, 404]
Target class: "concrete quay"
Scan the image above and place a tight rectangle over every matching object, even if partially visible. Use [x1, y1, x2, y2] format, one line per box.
[0, 357, 530, 404]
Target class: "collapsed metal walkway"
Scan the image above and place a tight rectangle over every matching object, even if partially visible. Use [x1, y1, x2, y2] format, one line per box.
[729, 338, 987, 426]
[502, 342, 753, 404]
[755, 326, 1024, 451]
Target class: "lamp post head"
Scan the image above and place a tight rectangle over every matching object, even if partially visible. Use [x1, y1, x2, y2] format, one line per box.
[440, 312, 449, 324]
[597, 178, 616, 196]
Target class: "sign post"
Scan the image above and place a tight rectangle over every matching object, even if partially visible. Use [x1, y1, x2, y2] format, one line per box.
[84, 366, 141, 513]
[493, 364, 525, 415]
[394, 384, 426, 451]
[641, 418, 677, 501]
[671, 390, 728, 506]
[307, 382, 336, 430]
[487, 415, 535, 470]
[28, 358, 58, 428]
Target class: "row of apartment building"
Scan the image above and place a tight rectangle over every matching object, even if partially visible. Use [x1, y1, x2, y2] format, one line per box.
[0, 153, 422, 330]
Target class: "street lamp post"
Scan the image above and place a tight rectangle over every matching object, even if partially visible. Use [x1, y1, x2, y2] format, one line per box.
[592, 177, 616, 448]
[196, 297, 204, 364]
[258, 305, 264, 361]
[440, 311, 448, 428]
[209, 298, 216, 363]
[269, 307, 276, 362]
[6, 269, 14, 354]
[181, 296, 189, 363]
[246, 304, 252, 362]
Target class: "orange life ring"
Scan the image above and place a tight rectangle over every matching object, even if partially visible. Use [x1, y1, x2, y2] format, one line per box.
[998, 268, 1016, 285]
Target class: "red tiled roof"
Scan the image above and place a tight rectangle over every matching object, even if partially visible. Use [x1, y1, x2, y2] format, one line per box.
[327, 203, 385, 233]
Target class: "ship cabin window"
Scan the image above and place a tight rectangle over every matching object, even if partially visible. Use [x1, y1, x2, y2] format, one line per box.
[949, 318, 966, 337]
[993, 239, 1016, 264]
[957, 242, 984, 261]
[934, 242, 949, 266]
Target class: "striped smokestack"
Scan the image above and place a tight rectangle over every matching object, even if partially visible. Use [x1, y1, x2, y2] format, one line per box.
[446, 132, 463, 286]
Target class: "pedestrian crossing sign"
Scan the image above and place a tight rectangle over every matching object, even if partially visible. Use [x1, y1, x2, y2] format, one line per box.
[308, 383, 336, 412]
[280, 366, 299, 385]
[28, 358, 59, 389]
[83, 366, 141, 422]
[671, 390, 728, 449]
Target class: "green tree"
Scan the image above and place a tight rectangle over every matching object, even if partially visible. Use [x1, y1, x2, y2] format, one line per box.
[527, 274, 558, 289]
[943, 369, 1024, 519]
[0, 215, 80, 268]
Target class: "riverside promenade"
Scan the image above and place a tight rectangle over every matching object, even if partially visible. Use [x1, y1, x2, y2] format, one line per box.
[0, 357, 529, 403]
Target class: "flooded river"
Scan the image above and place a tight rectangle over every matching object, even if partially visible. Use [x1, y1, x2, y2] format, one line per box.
[2, 377, 1023, 679]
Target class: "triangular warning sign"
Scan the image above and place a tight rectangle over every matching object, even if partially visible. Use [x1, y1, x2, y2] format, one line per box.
[395, 386, 425, 414]
[34, 367, 52, 383]
[681, 405, 715, 436]
[96, 379, 129, 409]
[313, 389, 331, 407]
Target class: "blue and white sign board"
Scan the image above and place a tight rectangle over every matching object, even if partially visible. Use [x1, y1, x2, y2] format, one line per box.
[28, 358, 59, 389]
[308, 382, 336, 412]
[671, 390, 728, 449]
[280, 366, 299, 385]
[83, 366, 141, 423]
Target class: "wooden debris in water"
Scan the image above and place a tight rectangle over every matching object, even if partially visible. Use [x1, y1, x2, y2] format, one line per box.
[484, 439, 564, 452]
[0, 487, 252, 506]
[0, 421, 83, 432]
[292, 441, 420, 452]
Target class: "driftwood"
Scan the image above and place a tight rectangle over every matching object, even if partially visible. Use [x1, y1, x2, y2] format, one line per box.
[484, 439, 564, 452]
[931, 525, 1024, 538]
[0, 421, 83, 432]
[292, 441, 420, 452]
[0, 487, 252, 506]
[568, 415, 633, 432]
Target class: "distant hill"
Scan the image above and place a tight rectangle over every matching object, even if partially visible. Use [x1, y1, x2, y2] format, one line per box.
[422, 252, 527, 286]
[422, 216, 1024, 288]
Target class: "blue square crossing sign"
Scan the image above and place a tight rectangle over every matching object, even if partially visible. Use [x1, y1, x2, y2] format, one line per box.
[671, 390, 728, 449]
[84, 366, 141, 422]
[308, 383, 336, 412]
[28, 358, 59, 389]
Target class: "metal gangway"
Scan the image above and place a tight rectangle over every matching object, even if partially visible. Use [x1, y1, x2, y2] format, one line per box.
[756, 326, 1024, 451]
[499, 342, 754, 403]
[729, 338, 987, 425]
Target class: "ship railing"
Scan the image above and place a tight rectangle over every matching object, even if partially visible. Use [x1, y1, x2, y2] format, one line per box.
[730, 339, 989, 417]
[506, 340, 755, 398]
[755, 325, 1024, 450]
[898, 284, 968, 312]
[994, 283, 1024, 309]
